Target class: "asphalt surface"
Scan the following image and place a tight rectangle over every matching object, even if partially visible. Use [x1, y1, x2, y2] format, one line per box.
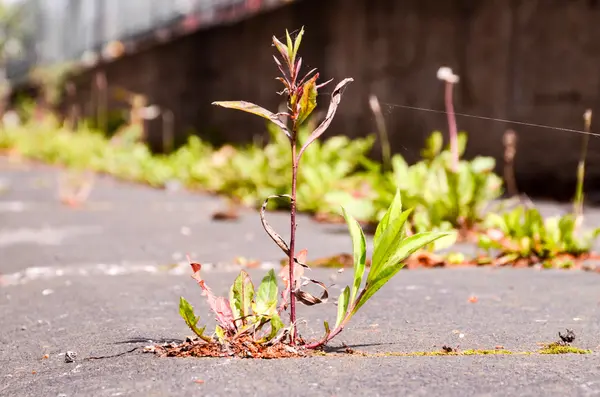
[1, 156, 600, 397]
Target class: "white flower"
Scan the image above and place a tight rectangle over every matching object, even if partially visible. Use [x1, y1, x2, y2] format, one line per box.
[437, 66, 460, 84]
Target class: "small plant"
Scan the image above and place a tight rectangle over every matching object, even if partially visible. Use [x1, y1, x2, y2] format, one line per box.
[478, 205, 600, 267]
[177, 28, 449, 352]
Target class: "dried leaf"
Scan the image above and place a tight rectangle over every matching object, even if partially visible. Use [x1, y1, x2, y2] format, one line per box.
[260, 195, 309, 268]
[294, 279, 328, 306]
[188, 260, 236, 332]
[212, 101, 291, 139]
[278, 249, 306, 312]
[297, 78, 354, 160]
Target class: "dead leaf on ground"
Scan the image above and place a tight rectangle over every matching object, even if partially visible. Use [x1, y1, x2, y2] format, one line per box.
[211, 208, 239, 221]
[149, 335, 309, 359]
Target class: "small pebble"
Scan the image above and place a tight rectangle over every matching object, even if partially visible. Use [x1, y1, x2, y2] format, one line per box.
[64, 351, 77, 363]
[42, 289, 54, 296]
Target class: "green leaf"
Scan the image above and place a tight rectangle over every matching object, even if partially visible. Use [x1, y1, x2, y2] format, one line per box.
[297, 74, 318, 125]
[374, 187, 403, 247]
[421, 131, 443, 159]
[229, 270, 255, 326]
[179, 297, 210, 341]
[371, 208, 413, 278]
[292, 27, 304, 64]
[253, 269, 278, 316]
[355, 231, 449, 315]
[457, 131, 468, 156]
[265, 313, 285, 342]
[335, 286, 350, 328]
[470, 156, 495, 173]
[285, 30, 294, 61]
[341, 206, 366, 303]
[215, 325, 226, 343]
[212, 101, 291, 138]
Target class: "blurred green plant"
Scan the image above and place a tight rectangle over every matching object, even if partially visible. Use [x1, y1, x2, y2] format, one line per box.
[478, 206, 600, 268]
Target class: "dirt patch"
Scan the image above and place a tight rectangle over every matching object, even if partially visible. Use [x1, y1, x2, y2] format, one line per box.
[146, 336, 310, 359]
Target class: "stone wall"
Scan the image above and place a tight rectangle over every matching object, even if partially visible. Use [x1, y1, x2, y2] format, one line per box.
[70, 0, 600, 199]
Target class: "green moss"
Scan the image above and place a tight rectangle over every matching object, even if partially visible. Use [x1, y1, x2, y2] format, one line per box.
[326, 348, 529, 357]
[539, 343, 592, 355]
[319, 345, 595, 358]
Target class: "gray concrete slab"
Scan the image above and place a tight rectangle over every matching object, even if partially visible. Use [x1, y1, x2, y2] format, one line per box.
[1, 157, 600, 397]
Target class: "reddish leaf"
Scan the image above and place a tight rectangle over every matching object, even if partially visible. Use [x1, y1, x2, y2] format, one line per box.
[272, 36, 291, 68]
[187, 257, 235, 332]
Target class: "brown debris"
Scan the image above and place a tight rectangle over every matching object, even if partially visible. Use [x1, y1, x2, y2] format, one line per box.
[211, 208, 240, 221]
[404, 251, 446, 269]
[149, 336, 310, 359]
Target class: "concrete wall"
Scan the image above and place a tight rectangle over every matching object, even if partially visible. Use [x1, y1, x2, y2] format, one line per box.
[70, 0, 600, 199]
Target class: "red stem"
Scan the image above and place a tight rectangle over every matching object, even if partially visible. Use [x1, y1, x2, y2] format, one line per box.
[289, 133, 298, 344]
[445, 81, 459, 172]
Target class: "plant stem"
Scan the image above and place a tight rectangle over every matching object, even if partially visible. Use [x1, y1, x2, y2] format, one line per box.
[368, 94, 392, 172]
[445, 81, 459, 172]
[503, 129, 519, 197]
[289, 126, 299, 344]
[574, 109, 592, 226]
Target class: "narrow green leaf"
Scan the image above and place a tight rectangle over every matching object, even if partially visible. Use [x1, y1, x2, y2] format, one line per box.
[254, 269, 278, 316]
[355, 232, 448, 315]
[212, 101, 291, 139]
[324, 320, 330, 336]
[371, 208, 413, 278]
[292, 27, 304, 64]
[341, 206, 366, 303]
[179, 297, 209, 341]
[457, 132, 467, 156]
[265, 313, 285, 342]
[229, 270, 255, 326]
[374, 187, 402, 247]
[335, 286, 350, 328]
[368, 232, 449, 297]
[297, 74, 318, 125]
[285, 30, 294, 62]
